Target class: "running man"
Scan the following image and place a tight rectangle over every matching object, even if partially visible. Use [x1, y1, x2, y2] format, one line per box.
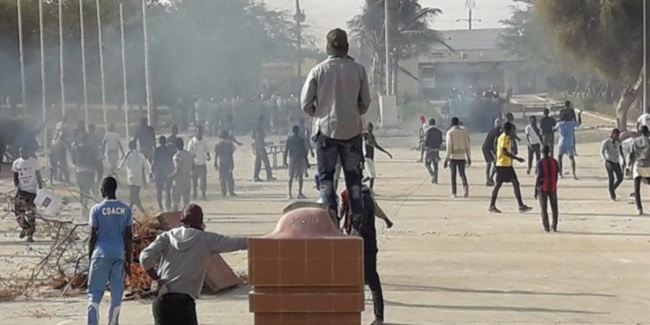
[87, 176, 133, 325]
[444, 117, 471, 198]
[284, 125, 308, 199]
[423, 118, 443, 184]
[152, 136, 175, 211]
[540, 108, 556, 157]
[104, 123, 124, 175]
[600, 129, 625, 201]
[118, 140, 152, 213]
[363, 122, 393, 190]
[525, 116, 543, 175]
[187, 126, 211, 200]
[489, 122, 532, 213]
[12, 147, 43, 242]
[214, 130, 237, 197]
[482, 118, 502, 186]
[171, 138, 193, 211]
[631, 126, 650, 215]
[556, 111, 582, 179]
[535, 145, 559, 232]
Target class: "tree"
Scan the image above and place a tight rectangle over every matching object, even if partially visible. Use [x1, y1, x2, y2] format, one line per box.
[0, 0, 297, 112]
[536, 0, 644, 130]
[348, 0, 449, 97]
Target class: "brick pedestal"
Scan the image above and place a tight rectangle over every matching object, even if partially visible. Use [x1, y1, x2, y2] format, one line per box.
[249, 208, 364, 325]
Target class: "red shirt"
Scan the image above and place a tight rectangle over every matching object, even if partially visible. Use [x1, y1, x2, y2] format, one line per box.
[536, 157, 559, 192]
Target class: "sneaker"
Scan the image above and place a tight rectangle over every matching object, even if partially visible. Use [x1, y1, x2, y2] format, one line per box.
[573, 175, 578, 180]
[254, 178, 263, 182]
[463, 187, 469, 198]
[488, 206, 502, 213]
[371, 319, 384, 325]
[297, 194, 307, 199]
[450, 194, 457, 198]
[638, 209, 644, 216]
[543, 227, 550, 233]
[19, 229, 26, 239]
[486, 181, 495, 187]
[552, 225, 558, 232]
[267, 176, 276, 181]
[526, 169, 531, 175]
[386, 220, 394, 229]
[288, 195, 294, 200]
[431, 178, 435, 184]
[26, 237, 34, 243]
[519, 205, 533, 213]
[229, 192, 237, 197]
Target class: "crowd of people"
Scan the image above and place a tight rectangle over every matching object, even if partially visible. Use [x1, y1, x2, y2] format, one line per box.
[9, 27, 650, 325]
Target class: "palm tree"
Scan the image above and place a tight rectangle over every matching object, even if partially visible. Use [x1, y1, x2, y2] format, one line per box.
[348, 0, 450, 96]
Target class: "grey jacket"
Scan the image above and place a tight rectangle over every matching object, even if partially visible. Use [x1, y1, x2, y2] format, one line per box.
[300, 56, 371, 140]
[140, 227, 248, 299]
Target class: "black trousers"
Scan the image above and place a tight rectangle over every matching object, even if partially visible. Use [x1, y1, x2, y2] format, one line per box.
[538, 191, 558, 231]
[365, 251, 384, 321]
[153, 293, 198, 325]
[634, 176, 650, 211]
[605, 161, 624, 199]
[527, 144, 541, 171]
[449, 160, 468, 195]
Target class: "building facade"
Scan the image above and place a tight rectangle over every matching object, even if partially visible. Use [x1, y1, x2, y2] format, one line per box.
[398, 28, 547, 100]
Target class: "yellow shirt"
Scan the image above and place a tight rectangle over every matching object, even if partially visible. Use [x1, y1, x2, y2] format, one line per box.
[496, 133, 513, 167]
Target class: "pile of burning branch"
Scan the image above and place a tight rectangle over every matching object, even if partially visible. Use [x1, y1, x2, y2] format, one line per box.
[0, 190, 162, 301]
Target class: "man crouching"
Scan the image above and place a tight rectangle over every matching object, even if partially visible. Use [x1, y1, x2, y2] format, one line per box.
[140, 204, 248, 325]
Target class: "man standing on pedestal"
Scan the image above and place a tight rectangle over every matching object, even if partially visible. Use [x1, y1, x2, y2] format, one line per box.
[301, 28, 371, 225]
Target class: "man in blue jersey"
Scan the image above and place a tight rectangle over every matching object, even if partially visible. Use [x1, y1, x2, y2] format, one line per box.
[87, 176, 133, 325]
[555, 110, 582, 179]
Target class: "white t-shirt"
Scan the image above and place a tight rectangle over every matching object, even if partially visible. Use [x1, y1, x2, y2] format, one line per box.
[638, 114, 650, 130]
[104, 132, 121, 151]
[120, 151, 151, 187]
[187, 137, 210, 165]
[525, 125, 542, 145]
[12, 158, 41, 193]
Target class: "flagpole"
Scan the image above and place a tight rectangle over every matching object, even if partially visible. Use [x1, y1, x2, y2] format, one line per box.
[80, 0, 89, 128]
[142, 0, 153, 125]
[96, 0, 108, 130]
[59, 0, 65, 118]
[120, 2, 130, 140]
[39, 0, 47, 153]
[17, 0, 27, 113]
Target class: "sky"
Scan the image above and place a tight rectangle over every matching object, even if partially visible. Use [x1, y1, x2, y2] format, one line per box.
[263, 0, 514, 43]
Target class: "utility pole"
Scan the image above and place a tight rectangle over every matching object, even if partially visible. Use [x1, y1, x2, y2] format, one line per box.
[643, 0, 649, 113]
[456, 0, 481, 30]
[385, 0, 391, 95]
[294, 0, 305, 95]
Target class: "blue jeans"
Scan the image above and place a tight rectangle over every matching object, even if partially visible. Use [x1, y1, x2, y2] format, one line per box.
[317, 134, 363, 228]
[87, 257, 125, 325]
